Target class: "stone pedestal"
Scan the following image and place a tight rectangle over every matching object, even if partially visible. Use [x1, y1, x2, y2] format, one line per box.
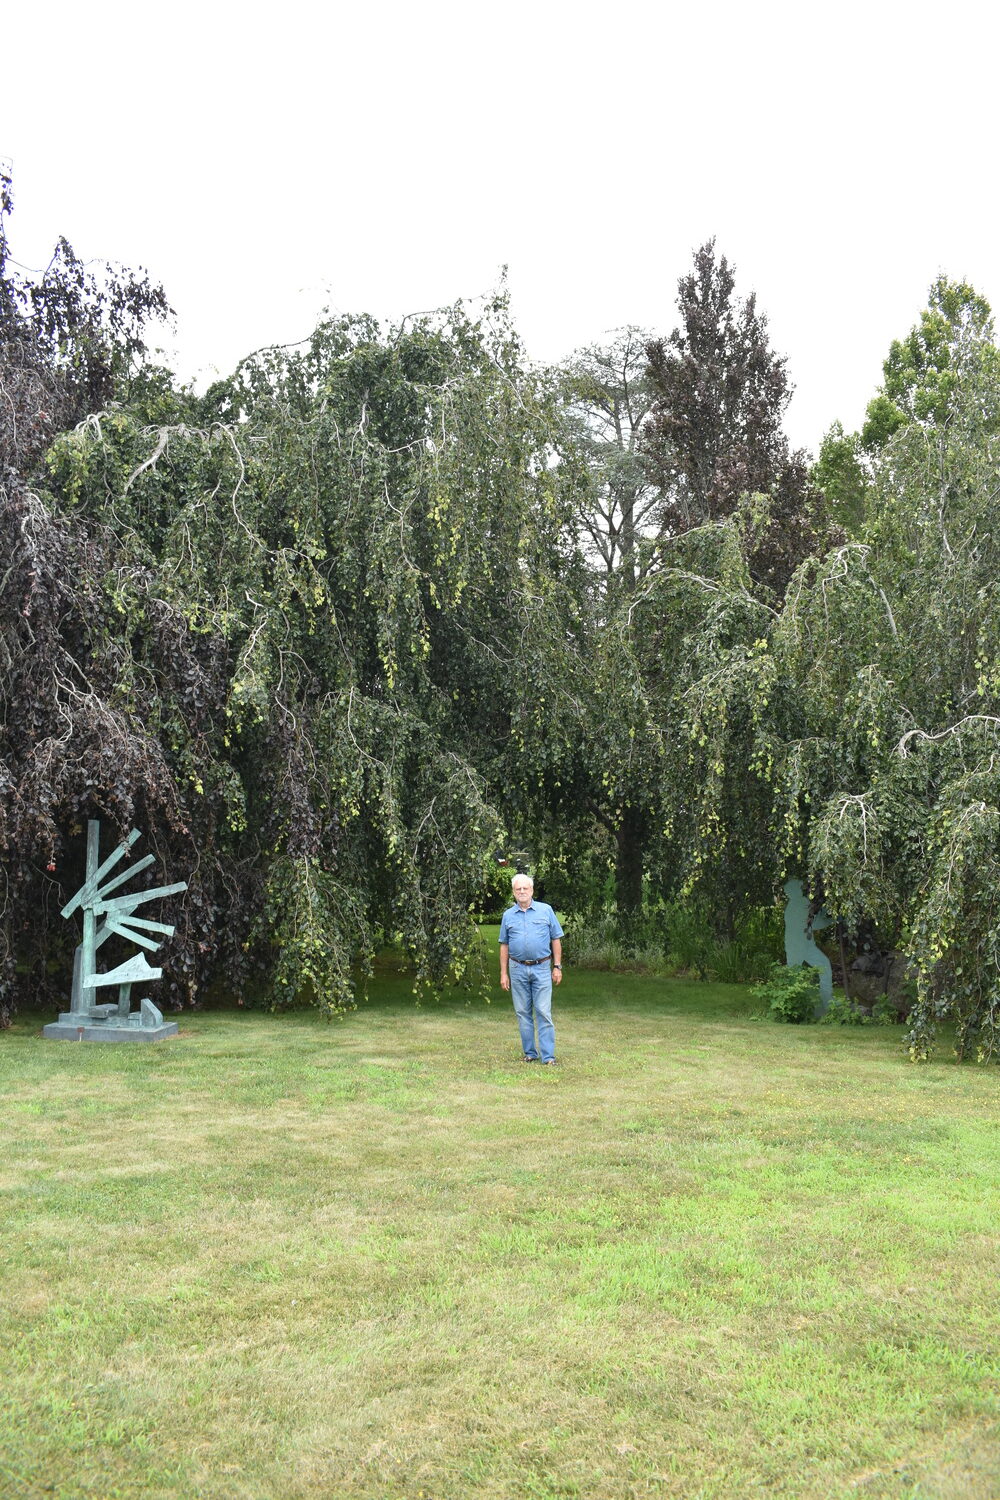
[43, 999, 177, 1043]
[42, 1016, 179, 1042]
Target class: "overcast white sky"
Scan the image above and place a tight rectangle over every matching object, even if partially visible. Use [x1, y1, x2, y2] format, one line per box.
[4, 0, 998, 453]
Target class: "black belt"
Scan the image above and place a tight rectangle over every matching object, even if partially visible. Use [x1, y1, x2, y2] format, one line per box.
[510, 954, 551, 966]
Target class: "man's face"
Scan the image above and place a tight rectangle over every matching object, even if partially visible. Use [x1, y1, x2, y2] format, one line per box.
[512, 878, 533, 909]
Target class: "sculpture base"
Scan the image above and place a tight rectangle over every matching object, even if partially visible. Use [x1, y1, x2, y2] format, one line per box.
[43, 1015, 179, 1043]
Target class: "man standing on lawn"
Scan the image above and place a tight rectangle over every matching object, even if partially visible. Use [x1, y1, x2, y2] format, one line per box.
[499, 874, 563, 1065]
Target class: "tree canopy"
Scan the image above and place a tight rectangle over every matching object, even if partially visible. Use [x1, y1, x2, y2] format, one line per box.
[1, 173, 576, 1021]
[689, 275, 1000, 1059]
[6, 171, 1000, 1062]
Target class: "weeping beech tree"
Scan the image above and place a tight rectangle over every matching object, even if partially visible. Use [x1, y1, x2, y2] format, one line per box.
[671, 278, 1000, 1060]
[0, 171, 179, 1024]
[2, 242, 577, 1019]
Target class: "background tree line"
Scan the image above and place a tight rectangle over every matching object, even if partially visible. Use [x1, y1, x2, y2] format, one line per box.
[4, 168, 1000, 1059]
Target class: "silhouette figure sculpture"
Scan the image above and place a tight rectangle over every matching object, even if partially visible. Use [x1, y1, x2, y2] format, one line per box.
[782, 878, 834, 1012]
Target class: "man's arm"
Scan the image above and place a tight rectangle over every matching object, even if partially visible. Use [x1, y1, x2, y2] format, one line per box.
[500, 942, 510, 991]
[551, 937, 562, 985]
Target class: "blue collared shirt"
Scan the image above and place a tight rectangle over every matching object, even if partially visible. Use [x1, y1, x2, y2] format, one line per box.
[498, 899, 564, 961]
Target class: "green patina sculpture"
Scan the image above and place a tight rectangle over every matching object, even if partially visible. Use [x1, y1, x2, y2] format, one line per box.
[43, 820, 188, 1043]
[783, 878, 834, 1011]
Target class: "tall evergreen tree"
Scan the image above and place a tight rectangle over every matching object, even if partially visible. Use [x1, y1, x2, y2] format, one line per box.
[644, 241, 829, 597]
[645, 241, 789, 526]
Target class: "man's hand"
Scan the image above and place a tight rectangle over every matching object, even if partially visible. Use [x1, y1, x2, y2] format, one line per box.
[552, 967, 562, 986]
[500, 972, 510, 991]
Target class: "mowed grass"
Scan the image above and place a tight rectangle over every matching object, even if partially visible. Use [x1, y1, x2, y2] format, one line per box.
[2, 961, 999, 1500]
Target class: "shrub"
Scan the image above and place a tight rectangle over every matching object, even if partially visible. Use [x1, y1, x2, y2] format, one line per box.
[871, 994, 903, 1026]
[820, 992, 871, 1026]
[752, 962, 820, 1024]
[821, 992, 906, 1027]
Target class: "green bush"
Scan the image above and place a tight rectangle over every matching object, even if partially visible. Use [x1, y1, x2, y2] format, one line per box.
[871, 994, 904, 1026]
[820, 992, 905, 1027]
[752, 963, 820, 1024]
[820, 991, 870, 1026]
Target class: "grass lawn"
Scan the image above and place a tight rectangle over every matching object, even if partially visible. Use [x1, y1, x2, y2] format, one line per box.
[2, 957, 999, 1499]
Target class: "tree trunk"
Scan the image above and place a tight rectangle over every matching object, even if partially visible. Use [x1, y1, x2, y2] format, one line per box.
[619, 490, 637, 595]
[615, 807, 645, 927]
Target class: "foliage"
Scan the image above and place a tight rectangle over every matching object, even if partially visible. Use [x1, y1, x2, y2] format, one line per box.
[0, 170, 178, 1024]
[643, 240, 833, 596]
[706, 939, 761, 984]
[521, 487, 789, 934]
[738, 277, 1000, 1059]
[658, 898, 782, 982]
[644, 241, 789, 526]
[468, 860, 520, 924]
[752, 962, 819, 1023]
[560, 896, 781, 983]
[647, 521, 784, 927]
[558, 326, 659, 595]
[662, 898, 715, 976]
[68, 302, 573, 1015]
[0, 167, 171, 478]
[562, 920, 668, 974]
[562, 903, 671, 972]
[647, 270, 1000, 1060]
[812, 420, 868, 536]
[499, 247, 852, 954]
[708, 904, 783, 983]
[1, 167, 577, 1021]
[861, 275, 1000, 449]
[10, 162, 1000, 1061]
[821, 991, 898, 1027]
[820, 991, 870, 1027]
[534, 250, 840, 961]
[524, 248, 838, 938]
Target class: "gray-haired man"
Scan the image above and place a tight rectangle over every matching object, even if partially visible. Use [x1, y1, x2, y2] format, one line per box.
[499, 874, 563, 1064]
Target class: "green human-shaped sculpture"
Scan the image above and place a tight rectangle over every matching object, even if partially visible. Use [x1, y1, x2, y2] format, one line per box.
[43, 820, 187, 1043]
[783, 878, 834, 1011]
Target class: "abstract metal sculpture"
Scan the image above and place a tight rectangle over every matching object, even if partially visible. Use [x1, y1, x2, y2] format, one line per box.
[43, 820, 188, 1042]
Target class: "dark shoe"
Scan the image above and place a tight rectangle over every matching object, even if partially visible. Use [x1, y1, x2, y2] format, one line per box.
[542, 1059, 557, 1066]
[522, 1055, 538, 1063]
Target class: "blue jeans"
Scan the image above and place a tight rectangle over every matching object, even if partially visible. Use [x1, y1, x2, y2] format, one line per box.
[509, 962, 555, 1062]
